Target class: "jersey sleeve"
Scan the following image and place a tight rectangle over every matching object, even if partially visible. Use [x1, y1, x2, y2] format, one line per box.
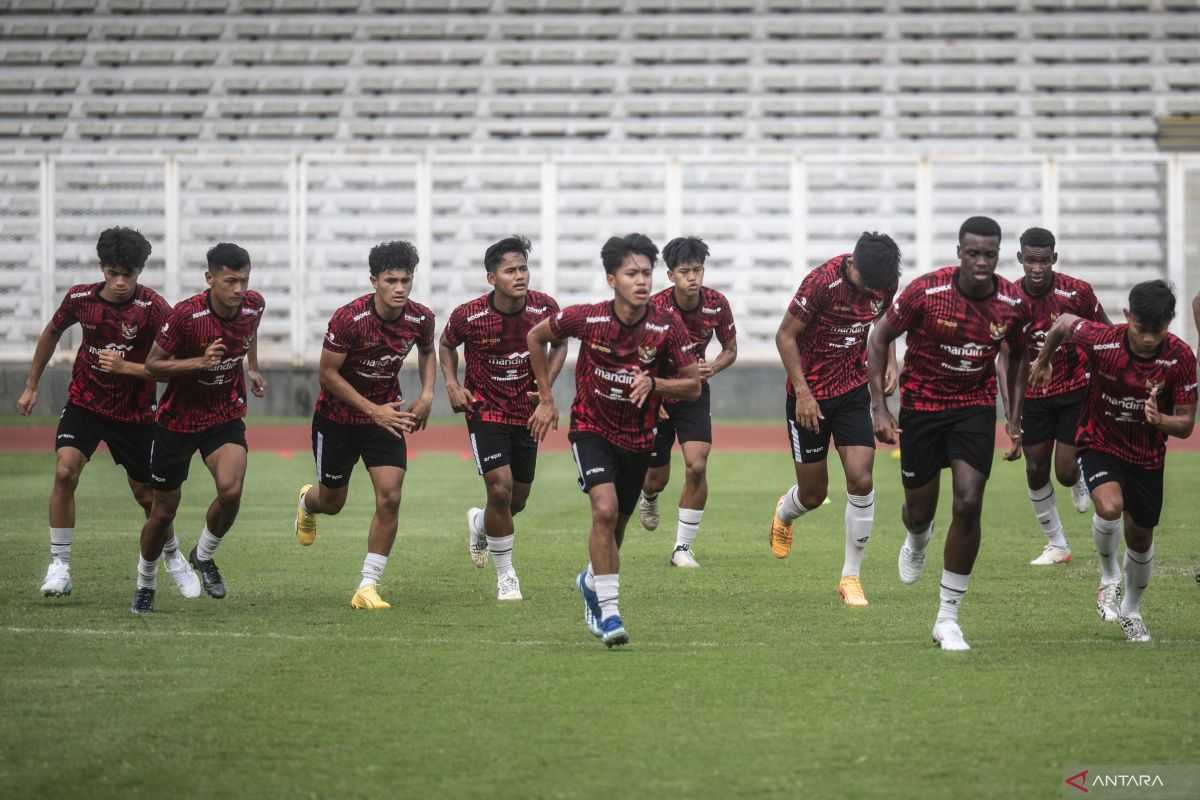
[716, 299, 736, 344]
[787, 270, 828, 326]
[155, 306, 187, 355]
[322, 307, 356, 355]
[419, 311, 436, 349]
[149, 294, 171, 332]
[1172, 350, 1198, 407]
[666, 312, 698, 370]
[49, 290, 78, 331]
[885, 280, 925, 334]
[442, 305, 467, 347]
[1069, 318, 1107, 355]
[548, 304, 585, 340]
[1078, 283, 1105, 322]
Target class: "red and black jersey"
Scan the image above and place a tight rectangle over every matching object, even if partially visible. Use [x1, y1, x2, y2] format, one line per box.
[648, 285, 736, 366]
[442, 290, 559, 426]
[549, 300, 696, 453]
[1012, 272, 1105, 399]
[51, 282, 169, 424]
[155, 290, 265, 433]
[1072, 320, 1197, 468]
[315, 294, 435, 426]
[887, 266, 1030, 412]
[788, 254, 896, 400]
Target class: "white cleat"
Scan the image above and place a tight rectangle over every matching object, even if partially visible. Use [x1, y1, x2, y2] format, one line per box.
[1118, 613, 1151, 642]
[1096, 582, 1122, 622]
[467, 507, 488, 569]
[932, 619, 971, 651]
[40, 559, 72, 596]
[1071, 475, 1091, 514]
[638, 492, 660, 531]
[898, 540, 927, 585]
[669, 545, 700, 568]
[496, 570, 522, 601]
[164, 552, 202, 599]
[1030, 544, 1072, 566]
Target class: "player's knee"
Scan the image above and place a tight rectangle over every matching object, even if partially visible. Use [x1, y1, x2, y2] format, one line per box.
[509, 496, 527, 515]
[643, 471, 668, 494]
[376, 488, 402, 514]
[1093, 496, 1123, 520]
[323, 491, 347, 515]
[951, 494, 983, 522]
[1025, 463, 1049, 488]
[684, 460, 708, 485]
[845, 475, 873, 497]
[1054, 464, 1078, 487]
[591, 499, 619, 528]
[54, 462, 81, 490]
[150, 502, 177, 527]
[216, 480, 243, 507]
[799, 483, 828, 509]
[486, 483, 513, 509]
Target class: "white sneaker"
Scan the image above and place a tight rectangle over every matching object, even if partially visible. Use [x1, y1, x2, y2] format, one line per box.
[898, 539, 927, 585]
[164, 553, 202, 599]
[1096, 582, 1122, 622]
[669, 544, 700, 568]
[467, 507, 487, 569]
[1071, 475, 1091, 513]
[1030, 544, 1072, 565]
[497, 570, 522, 601]
[1118, 613, 1151, 642]
[932, 619, 971, 651]
[638, 492, 660, 531]
[40, 559, 72, 596]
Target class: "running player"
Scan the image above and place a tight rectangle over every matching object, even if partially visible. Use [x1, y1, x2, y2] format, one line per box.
[769, 232, 901, 606]
[440, 235, 564, 600]
[132, 242, 266, 614]
[1031, 279, 1196, 642]
[527, 233, 699, 647]
[866, 217, 1029, 651]
[637, 236, 737, 568]
[18, 227, 199, 600]
[293, 241, 435, 611]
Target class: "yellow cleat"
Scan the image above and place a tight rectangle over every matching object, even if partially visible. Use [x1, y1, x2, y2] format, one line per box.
[770, 495, 794, 559]
[295, 484, 317, 546]
[838, 575, 869, 607]
[351, 582, 391, 610]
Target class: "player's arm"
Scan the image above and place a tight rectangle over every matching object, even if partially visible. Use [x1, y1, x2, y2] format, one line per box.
[632, 361, 701, 406]
[866, 315, 902, 444]
[526, 318, 563, 441]
[1144, 395, 1195, 439]
[144, 339, 226, 380]
[775, 312, 822, 433]
[706, 331, 737, 380]
[885, 339, 898, 396]
[406, 341, 436, 432]
[1029, 313, 1082, 390]
[17, 322, 65, 415]
[317, 347, 409, 438]
[1002, 339, 1028, 461]
[996, 342, 1011, 418]
[245, 332, 266, 397]
[438, 331, 475, 414]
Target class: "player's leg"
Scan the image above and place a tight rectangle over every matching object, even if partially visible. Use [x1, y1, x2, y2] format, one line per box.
[189, 427, 249, 600]
[1054, 393, 1091, 514]
[350, 464, 405, 610]
[638, 414, 674, 532]
[773, 394, 833, 558]
[41, 446, 87, 596]
[668, 440, 710, 568]
[834, 445, 875, 606]
[1080, 450, 1125, 622]
[133, 487, 182, 614]
[482, 464, 523, 600]
[896, 409, 944, 586]
[1022, 394, 1073, 564]
[1115, 465, 1161, 642]
[296, 414, 355, 545]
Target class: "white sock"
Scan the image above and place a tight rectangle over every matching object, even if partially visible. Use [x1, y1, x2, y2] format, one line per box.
[937, 569, 970, 623]
[137, 556, 158, 590]
[472, 508, 486, 537]
[50, 526, 73, 563]
[777, 484, 818, 523]
[1092, 514, 1122, 585]
[594, 573, 619, 621]
[675, 508, 703, 549]
[299, 490, 312, 514]
[905, 518, 935, 554]
[641, 490, 658, 503]
[843, 491, 874, 578]
[488, 534, 515, 576]
[359, 552, 388, 589]
[161, 535, 180, 560]
[584, 563, 596, 591]
[195, 527, 221, 561]
[1028, 483, 1069, 549]
[1120, 544, 1154, 617]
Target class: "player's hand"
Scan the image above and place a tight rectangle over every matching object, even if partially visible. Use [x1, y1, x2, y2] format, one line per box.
[793, 390, 824, 434]
[697, 361, 715, 382]
[1003, 418, 1023, 461]
[199, 338, 226, 369]
[528, 400, 558, 442]
[248, 368, 267, 398]
[370, 400, 409, 439]
[16, 386, 37, 416]
[1144, 386, 1161, 427]
[873, 404, 901, 445]
[1029, 359, 1052, 390]
[657, 403, 669, 422]
[445, 382, 476, 414]
[884, 364, 898, 397]
[629, 368, 654, 408]
[97, 348, 127, 374]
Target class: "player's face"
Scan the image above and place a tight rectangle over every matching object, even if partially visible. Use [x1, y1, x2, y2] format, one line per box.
[667, 261, 704, 301]
[99, 264, 140, 303]
[607, 253, 653, 309]
[371, 268, 413, 313]
[956, 233, 1000, 293]
[1017, 245, 1057, 293]
[1124, 311, 1168, 357]
[205, 265, 251, 313]
[487, 252, 529, 300]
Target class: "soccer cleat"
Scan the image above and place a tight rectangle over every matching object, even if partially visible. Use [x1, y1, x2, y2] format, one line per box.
[669, 544, 700, 568]
[351, 582, 391, 610]
[600, 615, 629, 648]
[130, 587, 155, 615]
[164, 553, 202, 599]
[838, 575, 869, 607]
[898, 540, 927, 585]
[932, 619, 970, 651]
[188, 547, 226, 599]
[576, 569, 602, 638]
[1030, 544, 1072, 566]
[467, 507, 488, 568]
[1071, 474, 1091, 513]
[769, 495, 794, 559]
[1096, 582, 1122, 622]
[1118, 614, 1151, 642]
[638, 492, 660, 531]
[40, 559, 72, 597]
[497, 570, 523, 601]
[295, 484, 317, 546]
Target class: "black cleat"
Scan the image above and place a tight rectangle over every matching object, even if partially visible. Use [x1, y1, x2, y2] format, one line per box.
[188, 546, 226, 599]
[131, 587, 155, 615]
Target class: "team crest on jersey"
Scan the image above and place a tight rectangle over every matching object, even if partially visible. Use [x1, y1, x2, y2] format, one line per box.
[398, 337, 415, 353]
[1145, 378, 1163, 393]
[988, 321, 1009, 341]
[870, 299, 884, 315]
[243, 334, 254, 348]
[638, 344, 658, 364]
[120, 322, 138, 340]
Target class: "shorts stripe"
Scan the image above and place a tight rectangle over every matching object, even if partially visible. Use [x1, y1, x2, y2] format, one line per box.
[571, 442, 586, 488]
[315, 431, 324, 484]
[787, 419, 805, 463]
[469, 432, 482, 474]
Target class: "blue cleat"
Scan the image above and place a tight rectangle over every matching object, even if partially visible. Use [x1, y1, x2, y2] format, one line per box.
[576, 568, 602, 638]
[600, 615, 629, 648]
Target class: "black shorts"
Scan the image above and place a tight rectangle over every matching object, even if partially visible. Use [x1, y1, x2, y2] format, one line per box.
[1022, 388, 1085, 447]
[568, 431, 651, 517]
[150, 418, 247, 492]
[312, 412, 407, 490]
[1078, 449, 1164, 529]
[467, 419, 538, 484]
[898, 405, 995, 489]
[56, 402, 154, 484]
[785, 385, 876, 465]
[648, 384, 713, 468]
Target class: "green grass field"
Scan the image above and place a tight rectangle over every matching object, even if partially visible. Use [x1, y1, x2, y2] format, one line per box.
[2, 446, 1198, 799]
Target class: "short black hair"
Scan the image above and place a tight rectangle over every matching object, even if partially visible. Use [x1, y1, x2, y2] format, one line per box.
[600, 233, 658, 275]
[852, 231, 901, 291]
[1019, 227, 1056, 250]
[206, 242, 250, 273]
[959, 216, 1002, 244]
[96, 227, 151, 272]
[369, 240, 419, 277]
[662, 236, 709, 270]
[484, 235, 531, 273]
[1127, 279, 1175, 332]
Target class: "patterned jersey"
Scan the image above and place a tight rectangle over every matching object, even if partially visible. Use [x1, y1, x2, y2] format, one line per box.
[51, 282, 170, 424]
[1071, 320, 1197, 468]
[788, 254, 896, 400]
[1013, 272, 1105, 399]
[442, 290, 559, 426]
[648, 285, 736, 366]
[549, 300, 696, 452]
[887, 266, 1030, 412]
[315, 294, 436, 426]
[155, 290, 265, 433]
